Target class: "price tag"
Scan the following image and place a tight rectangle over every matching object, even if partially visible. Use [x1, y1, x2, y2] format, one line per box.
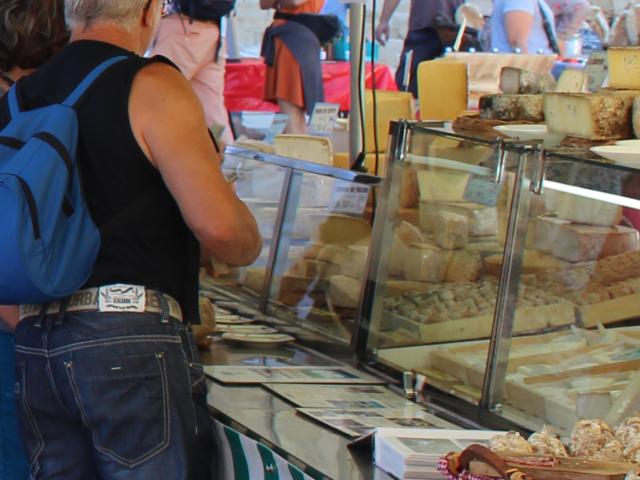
[463, 175, 502, 207]
[329, 181, 370, 215]
[308, 103, 341, 134]
[585, 50, 608, 92]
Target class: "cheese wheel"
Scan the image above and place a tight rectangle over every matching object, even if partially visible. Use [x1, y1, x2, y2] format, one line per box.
[479, 94, 544, 122]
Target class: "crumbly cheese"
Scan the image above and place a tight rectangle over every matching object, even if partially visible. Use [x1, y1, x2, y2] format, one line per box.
[544, 92, 635, 140]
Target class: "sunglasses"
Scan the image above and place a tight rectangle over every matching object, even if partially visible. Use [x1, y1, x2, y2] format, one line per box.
[144, 0, 172, 16]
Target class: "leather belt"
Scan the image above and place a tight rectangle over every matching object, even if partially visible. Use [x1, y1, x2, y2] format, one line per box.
[19, 285, 183, 322]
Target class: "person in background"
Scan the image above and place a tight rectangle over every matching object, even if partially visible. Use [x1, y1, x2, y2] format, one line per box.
[260, 0, 326, 134]
[490, 0, 559, 54]
[545, 0, 589, 43]
[0, 1, 69, 478]
[375, 0, 463, 97]
[3, 0, 261, 478]
[151, 0, 234, 145]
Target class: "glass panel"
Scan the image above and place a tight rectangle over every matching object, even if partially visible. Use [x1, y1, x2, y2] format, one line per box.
[198, 153, 288, 310]
[495, 159, 640, 435]
[266, 171, 375, 345]
[365, 124, 522, 406]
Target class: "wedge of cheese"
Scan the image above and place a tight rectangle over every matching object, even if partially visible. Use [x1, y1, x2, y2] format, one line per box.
[340, 245, 369, 280]
[433, 211, 468, 250]
[608, 47, 640, 90]
[545, 190, 623, 227]
[417, 170, 470, 202]
[274, 134, 332, 165]
[308, 214, 371, 245]
[443, 251, 482, 283]
[483, 250, 569, 277]
[420, 202, 498, 237]
[479, 94, 544, 122]
[500, 67, 555, 94]
[389, 221, 426, 276]
[533, 217, 640, 262]
[544, 92, 635, 140]
[403, 244, 444, 282]
[328, 275, 362, 308]
[555, 69, 588, 93]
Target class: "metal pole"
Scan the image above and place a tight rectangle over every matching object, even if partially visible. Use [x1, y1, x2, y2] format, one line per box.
[349, 3, 365, 167]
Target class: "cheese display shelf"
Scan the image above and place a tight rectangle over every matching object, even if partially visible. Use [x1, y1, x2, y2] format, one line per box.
[206, 146, 381, 346]
[355, 121, 640, 436]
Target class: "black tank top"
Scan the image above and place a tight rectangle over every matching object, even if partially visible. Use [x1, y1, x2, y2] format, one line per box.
[0, 41, 201, 323]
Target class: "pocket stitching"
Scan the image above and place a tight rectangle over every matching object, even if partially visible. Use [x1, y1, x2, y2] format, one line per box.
[18, 361, 45, 474]
[65, 353, 171, 468]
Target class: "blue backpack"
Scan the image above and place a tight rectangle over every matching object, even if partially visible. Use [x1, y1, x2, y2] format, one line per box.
[0, 56, 127, 304]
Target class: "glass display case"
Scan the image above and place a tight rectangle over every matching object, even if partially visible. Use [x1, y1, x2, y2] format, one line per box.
[356, 121, 640, 435]
[203, 146, 381, 346]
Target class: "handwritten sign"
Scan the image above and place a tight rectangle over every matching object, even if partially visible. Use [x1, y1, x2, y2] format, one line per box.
[329, 181, 370, 215]
[309, 103, 341, 134]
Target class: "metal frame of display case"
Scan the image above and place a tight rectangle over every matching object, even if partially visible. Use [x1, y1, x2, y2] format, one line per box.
[219, 146, 382, 329]
[353, 121, 548, 431]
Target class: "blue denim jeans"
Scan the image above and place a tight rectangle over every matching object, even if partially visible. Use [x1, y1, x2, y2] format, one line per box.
[0, 331, 28, 479]
[13, 305, 211, 480]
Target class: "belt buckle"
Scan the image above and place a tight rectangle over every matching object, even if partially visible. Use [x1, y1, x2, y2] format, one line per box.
[98, 284, 146, 313]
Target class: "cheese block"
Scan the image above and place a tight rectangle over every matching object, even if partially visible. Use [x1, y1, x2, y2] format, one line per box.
[292, 259, 341, 279]
[417, 170, 470, 202]
[417, 60, 468, 121]
[403, 244, 444, 282]
[479, 94, 544, 122]
[340, 245, 369, 280]
[420, 202, 498, 237]
[483, 250, 570, 277]
[555, 69, 588, 93]
[279, 274, 328, 293]
[384, 280, 432, 296]
[544, 92, 634, 140]
[243, 267, 266, 293]
[433, 211, 468, 250]
[302, 243, 347, 264]
[533, 216, 640, 262]
[545, 190, 623, 226]
[389, 221, 425, 276]
[328, 275, 362, 308]
[308, 214, 371, 245]
[443, 251, 482, 283]
[233, 136, 275, 154]
[499, 67, 556, 94]
[274, 134, 332, 165]
[608, 47, 640, 90]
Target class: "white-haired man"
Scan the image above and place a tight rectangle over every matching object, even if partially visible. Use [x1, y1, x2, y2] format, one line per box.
[0, 0, 262, 478]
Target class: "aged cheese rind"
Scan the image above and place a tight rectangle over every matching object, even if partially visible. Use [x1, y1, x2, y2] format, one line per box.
[328, 275, 362, 308]
[533, 216, 640, 262]
[633, 97, 640, 138]
[608, 47, 640, 90]
[544, 92, 634, 140]
[479, 94, 544, 121]
[420, 202, 498, 237]
[434, 211, 468, 249]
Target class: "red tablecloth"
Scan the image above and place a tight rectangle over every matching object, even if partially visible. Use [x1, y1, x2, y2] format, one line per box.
[224, 59, 397, 112]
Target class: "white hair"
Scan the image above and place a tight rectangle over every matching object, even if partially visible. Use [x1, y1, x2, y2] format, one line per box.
[65, 0, 149, 29]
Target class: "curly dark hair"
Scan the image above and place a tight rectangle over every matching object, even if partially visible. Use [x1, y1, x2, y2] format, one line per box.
[0, 0, 69, 73]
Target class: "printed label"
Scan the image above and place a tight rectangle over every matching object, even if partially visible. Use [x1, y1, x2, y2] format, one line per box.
[98, 284, 146, 313]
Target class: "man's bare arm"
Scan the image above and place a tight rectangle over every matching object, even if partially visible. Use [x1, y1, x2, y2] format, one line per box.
[130, 63, 262, 266]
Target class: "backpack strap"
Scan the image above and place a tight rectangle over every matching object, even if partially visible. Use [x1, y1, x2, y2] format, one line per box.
[7, 86, 20, 118]
[62, 55, 129, 108]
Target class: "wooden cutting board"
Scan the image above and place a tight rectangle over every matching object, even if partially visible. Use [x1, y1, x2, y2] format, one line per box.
[470, 456, 639, 480]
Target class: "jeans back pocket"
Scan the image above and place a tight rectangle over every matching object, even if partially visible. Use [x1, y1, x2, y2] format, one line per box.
[65, 352, 170, 468]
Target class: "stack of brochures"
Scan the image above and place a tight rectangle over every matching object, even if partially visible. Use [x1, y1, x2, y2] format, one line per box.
[373, 428, 503, 479]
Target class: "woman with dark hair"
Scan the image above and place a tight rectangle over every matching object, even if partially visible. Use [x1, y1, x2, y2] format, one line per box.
[0, 1, 68, 478]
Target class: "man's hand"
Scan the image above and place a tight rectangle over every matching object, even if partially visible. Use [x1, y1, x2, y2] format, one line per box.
[375, 20, 391, 45]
